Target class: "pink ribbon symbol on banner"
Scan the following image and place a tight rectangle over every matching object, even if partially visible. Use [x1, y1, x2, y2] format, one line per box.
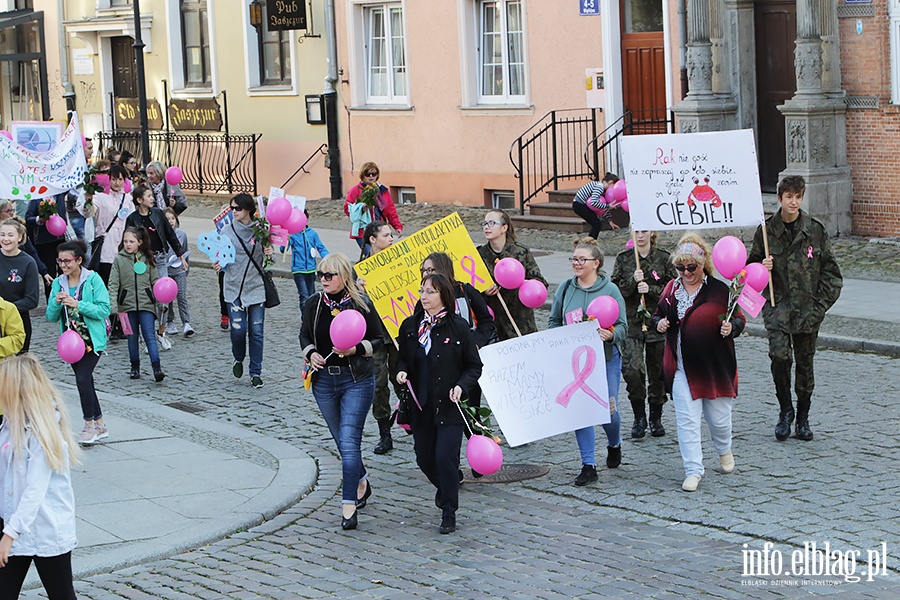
[556, 346, 608, 409]
[460, 255, 485, 286]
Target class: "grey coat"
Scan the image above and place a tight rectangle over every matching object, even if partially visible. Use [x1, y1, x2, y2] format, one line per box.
[222, 220, 266, 307]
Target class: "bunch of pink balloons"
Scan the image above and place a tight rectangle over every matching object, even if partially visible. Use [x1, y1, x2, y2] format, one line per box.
[165, 166, 183, 186]
[330, 309, 366, 351]
[712, 236, 748, 279]
[466, 434, 503, 475]
[605, 180, 629, 212]
[494, 257, 547, 309]
[284, 208, 307, 234]
[153, 277, 179, 304]
[57, 330, 85, 364]
[266, 197, 291, 226]
[46, 215, 67, 237]
[586, 296, 620, 328]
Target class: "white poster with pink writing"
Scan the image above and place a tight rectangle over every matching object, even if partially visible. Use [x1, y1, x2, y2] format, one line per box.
[620, 129, 764, 230]
[478, 321, 611, 447]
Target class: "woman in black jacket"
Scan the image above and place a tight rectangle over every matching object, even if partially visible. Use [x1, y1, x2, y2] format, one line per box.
[396, 273, 483, 535]
[299, 253, 384, 531]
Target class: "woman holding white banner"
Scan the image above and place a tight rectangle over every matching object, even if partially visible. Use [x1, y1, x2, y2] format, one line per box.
[650, 234, 745, 492]
[548, 238, 626, 487]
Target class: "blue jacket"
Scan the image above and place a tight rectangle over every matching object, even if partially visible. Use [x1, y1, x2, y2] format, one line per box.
[288, 228, 329, 274]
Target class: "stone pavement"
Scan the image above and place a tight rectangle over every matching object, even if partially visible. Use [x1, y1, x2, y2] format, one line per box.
[16, 223, 900, 597]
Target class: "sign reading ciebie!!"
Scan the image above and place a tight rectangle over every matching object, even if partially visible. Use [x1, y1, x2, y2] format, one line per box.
[267, 0, 307, 31]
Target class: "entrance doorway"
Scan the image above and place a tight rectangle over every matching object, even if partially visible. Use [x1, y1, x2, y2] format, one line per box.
[754, 0, 796, 192]
[111, 36, 137, 99]
[621, 0, 666, 134]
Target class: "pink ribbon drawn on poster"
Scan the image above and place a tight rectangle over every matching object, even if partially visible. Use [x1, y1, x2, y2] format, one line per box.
[556, 345, 608, 409]
[459, 255, 485, 286]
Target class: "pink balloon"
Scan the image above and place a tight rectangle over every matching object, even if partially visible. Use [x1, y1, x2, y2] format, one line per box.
[494, 257, 525, 290]
[625, 239, 635, 250]
[712, 236, 748, 279]
[284, 208, 307, 235]
[604, 185, 620, 205]
[619, 199, 629, 213]
[466, 434, 503, 475]
[330, 309, 366, 351]
[124, 179, 132, 193]
[586, 295, 620, 329]
[46, 214, 67, 237]
[517, 279, 547, 309]
[57, 329, 86, 364]
[588, 201, 607, 216]
[613, 180, 627, 202]
[742, 262, 769, 293]
[266, 197, 291, 227]
[0, 130, 11, 140]
[153, 277, 179, 304]
[164, 166, 183, 186]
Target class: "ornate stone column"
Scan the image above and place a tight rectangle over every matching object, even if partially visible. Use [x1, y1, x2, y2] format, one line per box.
[724, 0, 757, 130]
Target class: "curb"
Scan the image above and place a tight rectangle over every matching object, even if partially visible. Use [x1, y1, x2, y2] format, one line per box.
[743, 323, 900, 358]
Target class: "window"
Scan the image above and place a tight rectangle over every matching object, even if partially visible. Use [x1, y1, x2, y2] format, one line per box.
[364, 4, 407, 104]
[181, 0, 211, 87]
[490, 190, 515, 209]
[892, 1, 900, 104]
[477, 0, 525, 103]
[396, 187, 416, 205]
[260, 4, 292, 85]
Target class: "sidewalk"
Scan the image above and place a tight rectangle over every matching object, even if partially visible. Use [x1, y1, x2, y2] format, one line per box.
[181, 216, 900, 356]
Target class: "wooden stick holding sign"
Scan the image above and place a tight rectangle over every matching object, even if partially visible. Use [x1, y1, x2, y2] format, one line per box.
[496, 293, 523, 338]
[760, 224, 776, 307]
[631, 228, 649, 332]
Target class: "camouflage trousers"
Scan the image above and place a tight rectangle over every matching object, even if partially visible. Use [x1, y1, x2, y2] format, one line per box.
[621, 337, 666, 418]
[373, 344, 400, 421]
[767, 330, 818, 412]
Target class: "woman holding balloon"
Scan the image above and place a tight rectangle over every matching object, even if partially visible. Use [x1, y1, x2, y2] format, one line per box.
[396, 273, 483, 534]
[477, 209, 547, 341]
[299, 253, 384, 530]
[146, 161, 187, 215]
[25, 195, 67, 299]
[548, 237, 627, 487]
[651, 234, 745, 492]
[46, 240, 110, 445]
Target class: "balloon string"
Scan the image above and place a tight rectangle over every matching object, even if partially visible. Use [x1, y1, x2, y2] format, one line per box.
[455, 401, 474, 437]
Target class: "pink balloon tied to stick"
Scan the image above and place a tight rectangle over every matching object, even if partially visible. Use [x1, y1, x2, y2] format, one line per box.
[284, 208, 307, 234]
[586, 295, 619, 329]
[165, 166, 183, 187]
[712, 235, 748, 279]
[153, 277, 179, 304]
[741, 262, 769, 293]
[266, 197, 291, 227]
[46, 215, 67, 237]
[323, 309, 366, 362]
[518, 279, 547, 309]
[491, 257, 526, 337]
[466, 435, 503, 475]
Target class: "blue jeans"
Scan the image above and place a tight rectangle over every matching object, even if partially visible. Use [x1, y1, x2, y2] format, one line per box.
[575, 346, 623, 465]
[127, 310, 160, 365]
[229, 302, 265, 377]
[312, 370, 375, 504]
[293, 272, 316, 309]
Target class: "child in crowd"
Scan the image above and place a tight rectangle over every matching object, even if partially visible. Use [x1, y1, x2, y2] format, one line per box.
[109, 227, 166, 382]
[0, 354, 81, 599]
[287, 210, 329, 310]
[163, 209, 193, 337]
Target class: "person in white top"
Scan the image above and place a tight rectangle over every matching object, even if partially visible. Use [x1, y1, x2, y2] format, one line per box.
[78, 164, 134, 284]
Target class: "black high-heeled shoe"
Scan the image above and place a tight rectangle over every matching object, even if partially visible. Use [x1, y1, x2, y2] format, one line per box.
[356, 481, 372, 509]
[341, 509, 358, 530]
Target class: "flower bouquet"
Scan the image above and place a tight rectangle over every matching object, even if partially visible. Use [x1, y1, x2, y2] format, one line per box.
[250, 213, 274, 269]
[37, 197, 57, 220]
[359, 182, 380, 208]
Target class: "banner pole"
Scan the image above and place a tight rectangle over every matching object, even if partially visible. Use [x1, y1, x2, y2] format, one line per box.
[632, 228, 648, 332]
[761, 223, 775, 307]
[496, 293, 523, 337]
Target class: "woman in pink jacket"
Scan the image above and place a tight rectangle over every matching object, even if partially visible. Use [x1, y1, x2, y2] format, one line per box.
[343, 162, 403, 249]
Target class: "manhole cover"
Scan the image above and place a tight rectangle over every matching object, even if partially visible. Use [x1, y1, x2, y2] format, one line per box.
[462, 463, 549, 484]
[165, 401, 205, 414]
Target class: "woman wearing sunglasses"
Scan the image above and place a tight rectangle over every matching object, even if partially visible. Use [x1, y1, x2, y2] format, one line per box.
[214, 194, 274, 389]
[477, 209, 547, 341]
[300, 253, 384, 530]
[651, 233, 745, 492]
[548, 238, 627, 487]
[396, 273, 483, 535]
[344, 162, 403, 249]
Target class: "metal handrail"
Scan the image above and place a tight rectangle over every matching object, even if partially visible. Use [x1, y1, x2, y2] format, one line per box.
[281, 143, 328, 189]
[583, 110, 675, 179]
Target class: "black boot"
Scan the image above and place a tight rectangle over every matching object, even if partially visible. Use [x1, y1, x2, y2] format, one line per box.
[373, 418, 393, 455]
[775, 396, 794, 441]
[129, 362, 140, 379]
[152, 362, 165, 382]
[649, 404, 666, 437]
[630, 400, 647, 439]
[794, 400, 813, 441]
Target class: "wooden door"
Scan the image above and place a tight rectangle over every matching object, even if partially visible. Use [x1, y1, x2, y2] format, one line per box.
[621, 0, 666, 134]
[111, 36, 137, 99]
[754, 0, 796, 192]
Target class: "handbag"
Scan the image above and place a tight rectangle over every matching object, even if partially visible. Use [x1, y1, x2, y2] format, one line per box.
[232, 224, 280, 309]
[87, 195, 127, 272]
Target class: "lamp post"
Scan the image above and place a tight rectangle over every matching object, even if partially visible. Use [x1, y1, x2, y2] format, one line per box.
[132, 0, 151, 166]
[249, 0, 265, 84]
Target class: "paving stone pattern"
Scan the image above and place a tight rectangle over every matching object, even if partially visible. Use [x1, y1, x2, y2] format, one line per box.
[23, 268, 900, 598]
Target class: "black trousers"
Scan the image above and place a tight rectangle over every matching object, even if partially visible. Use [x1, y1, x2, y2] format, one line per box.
[412, 419, 464, 518]
[572, 201, 612, 240]
[218, 270, 228, 317]
[72, 351, 102, 421]
[0, 552, 76, 600]
[34, 242, 60, 299]
[17, 310, 31, 354]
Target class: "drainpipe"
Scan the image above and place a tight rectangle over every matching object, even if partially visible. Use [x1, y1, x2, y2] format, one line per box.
[677, 0, 688, 99]
[58, 0, 76, 112]
[323, 0, 342, 199]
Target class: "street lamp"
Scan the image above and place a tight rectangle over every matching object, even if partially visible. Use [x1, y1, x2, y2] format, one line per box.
[249, 0, 263, 28]
[132, 0, 151, 167]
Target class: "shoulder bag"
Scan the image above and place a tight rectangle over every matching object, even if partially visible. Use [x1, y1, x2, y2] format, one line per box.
[232, 224, 280, 309]
[87, 195, 126, 272]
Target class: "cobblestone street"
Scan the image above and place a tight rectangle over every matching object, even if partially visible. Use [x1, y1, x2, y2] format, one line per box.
[24, 267, 900, 598]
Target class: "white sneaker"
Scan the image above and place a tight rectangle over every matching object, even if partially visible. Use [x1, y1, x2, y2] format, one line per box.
[682, 475, 702, 492]
[157, 334, 173, 351]
[183, 323, 195, 337]
[165, 322, 179, 335]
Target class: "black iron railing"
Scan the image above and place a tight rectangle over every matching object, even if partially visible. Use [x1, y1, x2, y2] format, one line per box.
[96, 131, 261, 195]
[583, 110, 675, 181]
[508, 108, 603, 213]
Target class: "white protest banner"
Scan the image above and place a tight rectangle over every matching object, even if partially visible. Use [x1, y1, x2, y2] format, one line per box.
[0, 113, 87, 201]
[479, 321, 611, 447]
[621, 129, 764, 230]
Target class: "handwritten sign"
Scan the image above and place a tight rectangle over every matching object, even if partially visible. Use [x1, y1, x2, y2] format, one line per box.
[479, 321, 611, 447]
[115, 98, 164, 130]
[354, 212, 493, 338]
[167, 98, 223, 131]
[0, 113, 87, 201]
[621, 129, 764, 230]
[737, 284, 765, 318]
[266, 0, 307, 30]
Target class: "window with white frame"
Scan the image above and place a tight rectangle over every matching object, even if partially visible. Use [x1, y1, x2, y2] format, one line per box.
[477, 0, 526, 103]
[260, 4, 292, 85]
[181, 0, 211, 87]
[892, 1, 900, 104]
[364, 4, 408, 104]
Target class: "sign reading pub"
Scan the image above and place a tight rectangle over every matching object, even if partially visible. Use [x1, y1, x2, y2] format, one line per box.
[266, 0, 307, 31]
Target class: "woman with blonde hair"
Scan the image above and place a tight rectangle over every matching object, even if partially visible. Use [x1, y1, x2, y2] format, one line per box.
[651, 233, 745, 492]
[0, 354, 81, 598]
[299, 253, 385, 530]
[343, 162, 403, 249]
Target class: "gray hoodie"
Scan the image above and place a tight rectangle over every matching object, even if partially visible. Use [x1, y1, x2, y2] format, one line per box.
[548, 272, 627, 361]
[222, 220, 266, 307]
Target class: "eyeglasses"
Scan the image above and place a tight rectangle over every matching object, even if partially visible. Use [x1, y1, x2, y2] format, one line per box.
[419, 289, 439, 295]
[364, 172, 378, 177]
[568, 257, 598, 265]
[481, 220, 502, 228]
[675, 264, 699, 273]
[317, 271, 338, 282]
[56, 257, 78, 265]
[420, 267, 436, 275]
[0, 208, 14, 214]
